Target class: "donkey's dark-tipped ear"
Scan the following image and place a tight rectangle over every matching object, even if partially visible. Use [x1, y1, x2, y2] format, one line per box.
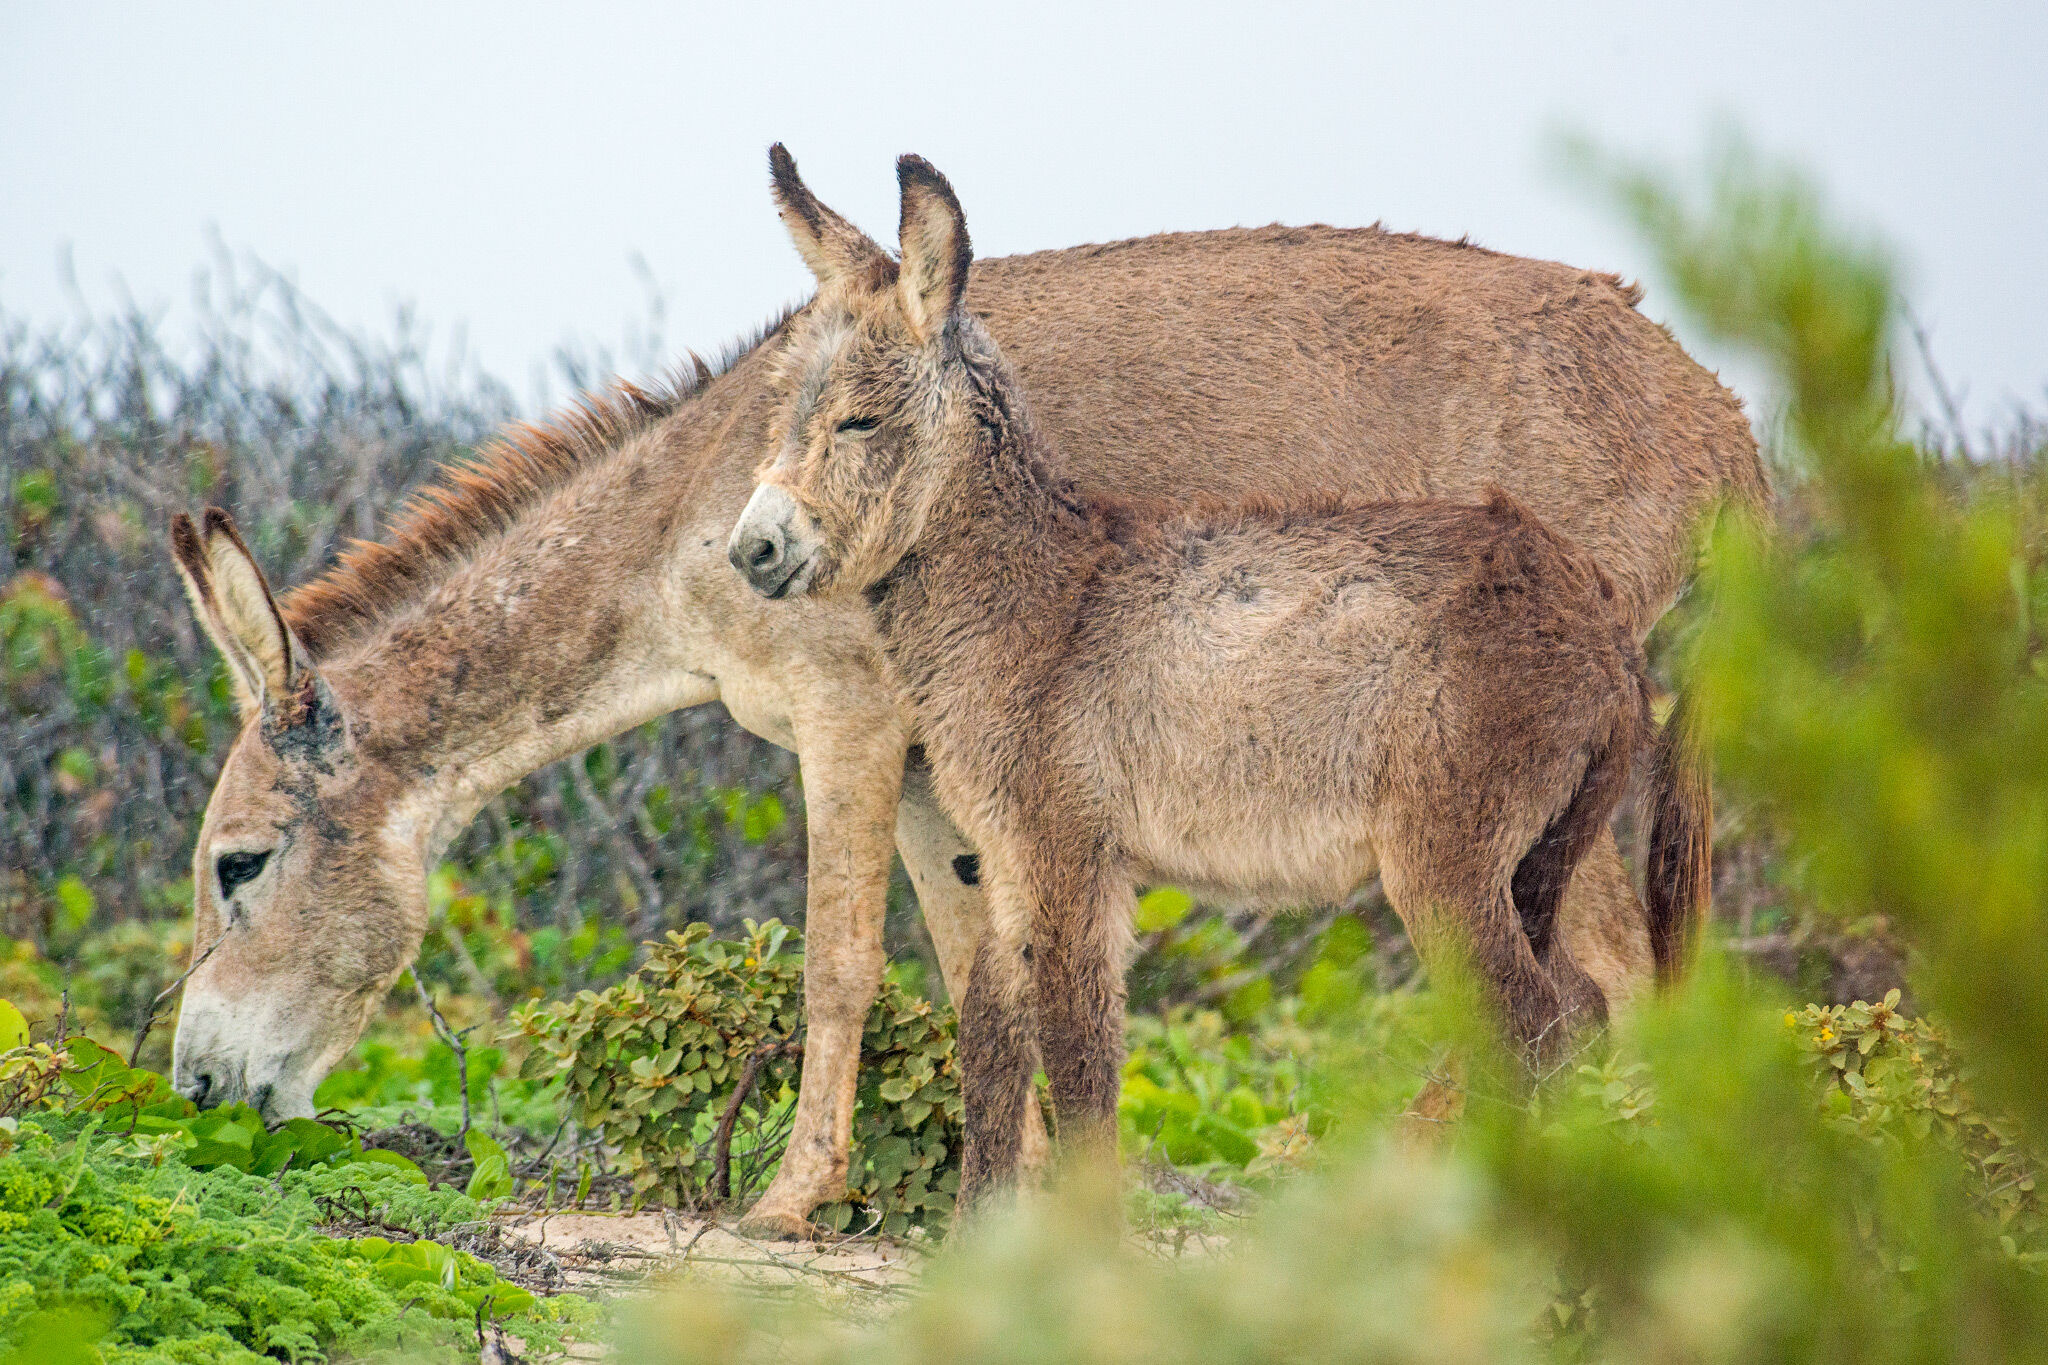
[169, 506, 316, 723]
[895, 155, 971, 343]
[172, 510, 260, 714]
[768, 143, 887, 288]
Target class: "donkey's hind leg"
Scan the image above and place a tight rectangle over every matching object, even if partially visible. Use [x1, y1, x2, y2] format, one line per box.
[1379, 852, 1580, 1066]
[1556, 830, 1655, 1011]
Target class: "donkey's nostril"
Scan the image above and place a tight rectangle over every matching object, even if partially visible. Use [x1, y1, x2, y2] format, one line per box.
[729, 509, 800, 596]
[188, 1072, 215, 1106]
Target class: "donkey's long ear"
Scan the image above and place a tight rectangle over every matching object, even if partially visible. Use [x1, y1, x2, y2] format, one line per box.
[768, 143, 886, 287]
[895, 155, 971, 343]
[170, 508, 317, 724]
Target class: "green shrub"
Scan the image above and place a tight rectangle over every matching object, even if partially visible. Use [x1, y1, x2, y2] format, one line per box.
[1603, 134, 2048, 1144]
[1120, 1005, 1331, 1175]
[512, 920, 961, 1233]
[1788, 991, 2043, 1256]
[0, 1023, 588, 1363]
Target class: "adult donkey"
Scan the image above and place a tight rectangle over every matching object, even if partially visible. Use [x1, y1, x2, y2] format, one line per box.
[166, 145, 1763, 1237]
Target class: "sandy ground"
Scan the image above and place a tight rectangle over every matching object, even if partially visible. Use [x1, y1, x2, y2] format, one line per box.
[489, 1175, 1240, 1359]
[502, 1208, 924, 1295]
[492, 1211, 925, 1360]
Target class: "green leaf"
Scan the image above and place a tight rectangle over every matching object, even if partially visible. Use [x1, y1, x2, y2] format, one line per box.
[350, 1148, 430, 1184]
[1134, 886, 1195, 933]
[0, 999, 27, 1052]
[465, 1128, 514, 1200]
[182, 1139, 254, 1172]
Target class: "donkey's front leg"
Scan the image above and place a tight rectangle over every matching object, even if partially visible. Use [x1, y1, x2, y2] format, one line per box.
[740, 718, 907, 1240]
[956, 921, 1038, 1209]
[894, 755, 1052, 1176]
[1027, 864, 1135, 1174]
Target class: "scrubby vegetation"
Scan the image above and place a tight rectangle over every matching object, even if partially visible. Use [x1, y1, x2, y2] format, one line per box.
[0, 1026, 587, 1362]
[3, 135, 2045, 1362]
[512, 920, 963, 1233]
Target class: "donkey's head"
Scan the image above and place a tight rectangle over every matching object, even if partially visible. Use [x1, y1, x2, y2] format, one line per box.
[167, 510, 427, 1119]
[729, 146, 987, 599]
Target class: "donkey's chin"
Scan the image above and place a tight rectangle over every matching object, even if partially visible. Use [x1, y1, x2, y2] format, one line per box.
[763, 553, 824, 600]
[173, 1047, 324, 1121]
[246, 1073, 322, 1123]
[172, 995, 347, 1121]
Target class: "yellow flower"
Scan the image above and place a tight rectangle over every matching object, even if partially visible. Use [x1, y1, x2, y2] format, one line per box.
[1784, 1012, 1797, 1026]
[1820, 1028, 1834, 1041]
[744, 957, 757, 969]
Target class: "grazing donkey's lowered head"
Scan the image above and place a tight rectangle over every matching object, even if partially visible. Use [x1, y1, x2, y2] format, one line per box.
[730, 146, 991, 601]
[167, 510, 426, 1119]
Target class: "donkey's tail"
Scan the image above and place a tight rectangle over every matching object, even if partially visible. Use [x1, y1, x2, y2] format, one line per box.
[1643, 688, 1713, 986]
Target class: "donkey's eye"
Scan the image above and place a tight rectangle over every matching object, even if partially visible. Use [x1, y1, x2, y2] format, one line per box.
[835, 417, 880, 434]
[216, 849, 271, 900]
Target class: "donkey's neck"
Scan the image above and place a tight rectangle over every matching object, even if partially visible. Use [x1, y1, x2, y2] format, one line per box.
[870, 374, 1102, 730]
[319, 436, 717, 861]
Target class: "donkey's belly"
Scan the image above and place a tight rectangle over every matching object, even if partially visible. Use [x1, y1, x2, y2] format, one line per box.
[1126, 798, 1381, 908]
[1112, 732, 1387, 906]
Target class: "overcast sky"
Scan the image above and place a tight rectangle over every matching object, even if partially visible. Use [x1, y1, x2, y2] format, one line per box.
[4, 2, 2043, 426]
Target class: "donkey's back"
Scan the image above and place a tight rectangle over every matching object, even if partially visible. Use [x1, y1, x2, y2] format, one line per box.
[976, 223, 1767, 637]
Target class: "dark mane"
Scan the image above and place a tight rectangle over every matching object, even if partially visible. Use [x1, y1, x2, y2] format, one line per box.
[283, 314, 789, 660]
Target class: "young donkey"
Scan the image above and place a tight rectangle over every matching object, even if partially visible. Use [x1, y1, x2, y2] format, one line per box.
[731, 154, 1673, 1197]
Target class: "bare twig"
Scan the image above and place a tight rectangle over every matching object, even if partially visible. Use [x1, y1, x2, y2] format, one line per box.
[439, 920, 502, 1013]
[710, 1040, 795, 1200]
[129, 926, 230, 1067]
[1905, 306, 1974, 460]
[567, 757, 666, 939]
[409, 967, 476, 1138]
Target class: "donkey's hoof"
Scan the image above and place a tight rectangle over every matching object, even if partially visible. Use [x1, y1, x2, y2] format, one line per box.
[736, 1205, 826, 1242]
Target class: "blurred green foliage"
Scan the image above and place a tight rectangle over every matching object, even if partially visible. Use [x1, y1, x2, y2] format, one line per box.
[1630, 140, 2048, 1148]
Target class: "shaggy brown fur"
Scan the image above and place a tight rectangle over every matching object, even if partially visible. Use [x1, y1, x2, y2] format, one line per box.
[166, 145, 1754, 1233]
[735, 155, 1687, 1201]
